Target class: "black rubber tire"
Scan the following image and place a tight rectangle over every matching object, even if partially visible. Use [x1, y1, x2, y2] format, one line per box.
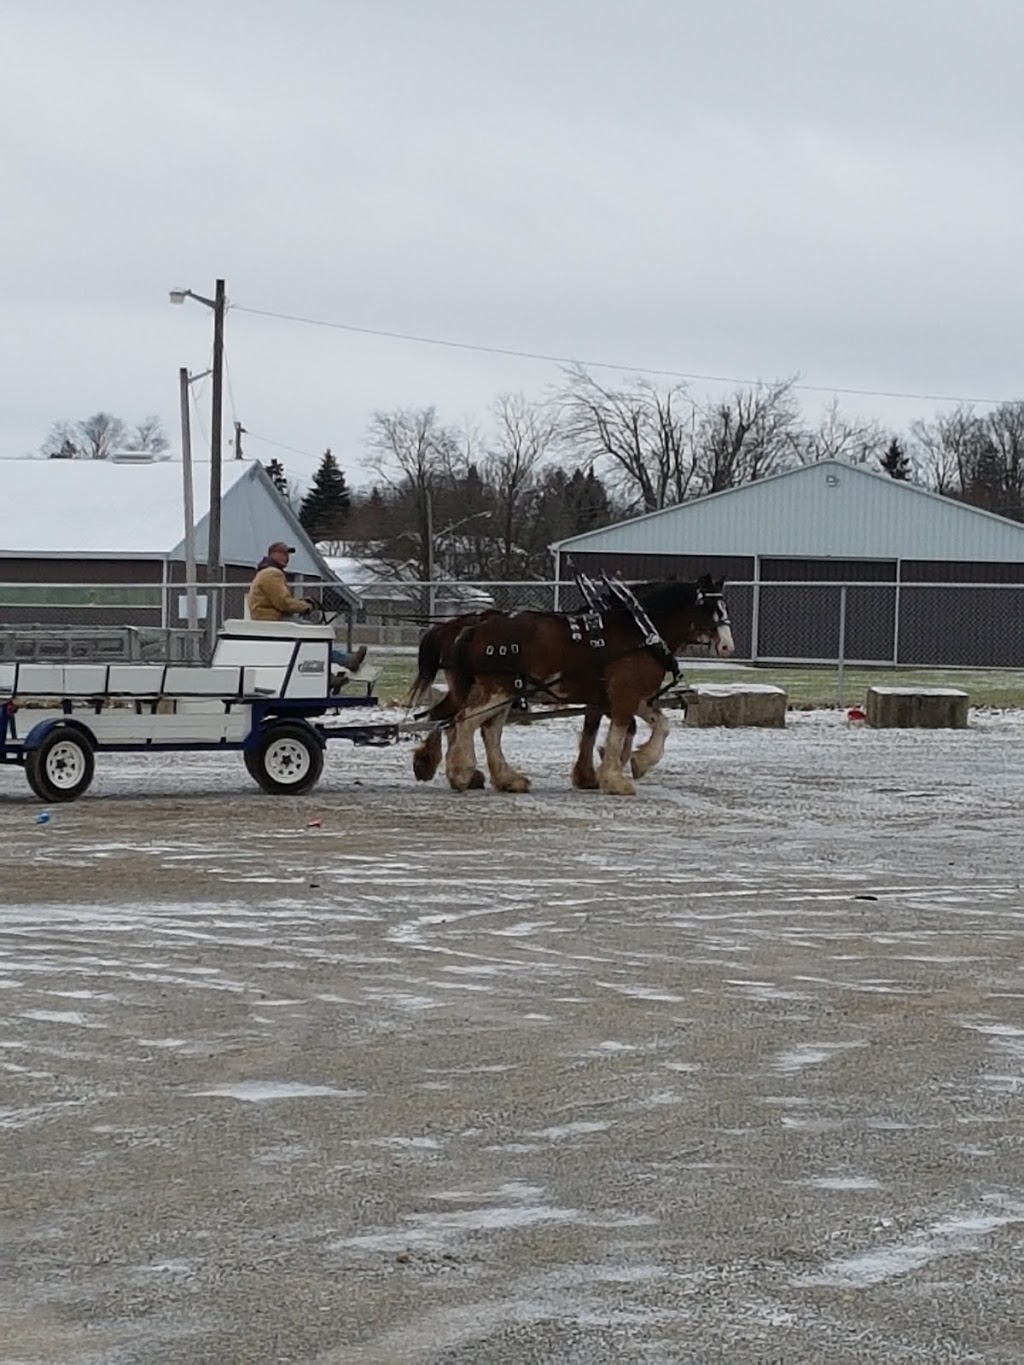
[247, 722, 324, 795]
[25, 728, 96, 803]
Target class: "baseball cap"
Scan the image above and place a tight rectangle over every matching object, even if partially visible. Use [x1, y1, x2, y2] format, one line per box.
[268, 541, 296, 554]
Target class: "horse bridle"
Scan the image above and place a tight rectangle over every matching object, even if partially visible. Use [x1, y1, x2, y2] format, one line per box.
[694, 588, 732, 646]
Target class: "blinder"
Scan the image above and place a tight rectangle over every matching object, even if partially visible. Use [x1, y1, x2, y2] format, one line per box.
[696, 588, 732, 628]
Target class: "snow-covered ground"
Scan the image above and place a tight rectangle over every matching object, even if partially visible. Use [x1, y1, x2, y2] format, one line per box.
[1, 708, 1022, 1362]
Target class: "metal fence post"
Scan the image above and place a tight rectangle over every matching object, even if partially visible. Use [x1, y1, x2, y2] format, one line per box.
[750, 573, 761, 662]
[837, 584, 848, 708]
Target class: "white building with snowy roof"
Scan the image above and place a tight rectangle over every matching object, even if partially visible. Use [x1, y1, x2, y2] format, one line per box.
[0, 457, 359, 639]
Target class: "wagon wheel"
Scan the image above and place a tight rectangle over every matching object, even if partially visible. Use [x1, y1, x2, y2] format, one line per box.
[247, 721, 324, 796]
[25, 728, 96, 803]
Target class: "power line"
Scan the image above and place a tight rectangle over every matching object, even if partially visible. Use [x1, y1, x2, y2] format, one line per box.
[231, 302, 1015, 408]
[245, 429, 322, 462]
[188, 381, 210, 451]
[223, 348, 240, 428]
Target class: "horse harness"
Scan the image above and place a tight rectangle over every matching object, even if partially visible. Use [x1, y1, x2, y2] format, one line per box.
[573, 570, 681, 681]
[475, 575, 674, 708]
[433, 571, 728, 722]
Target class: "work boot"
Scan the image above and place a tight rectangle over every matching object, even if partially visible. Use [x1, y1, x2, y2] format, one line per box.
[350, 645, 368, 671]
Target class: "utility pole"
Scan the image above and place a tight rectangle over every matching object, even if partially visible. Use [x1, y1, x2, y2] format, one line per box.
[178, 369, 199, 655]
[208, 278, 226, 637]
[234, 420, 246, 461]
[168, 277, 227, 649]
[425, 487, 436, 620]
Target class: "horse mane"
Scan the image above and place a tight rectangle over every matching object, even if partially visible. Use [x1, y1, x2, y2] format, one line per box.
[626, 579, 702, 617]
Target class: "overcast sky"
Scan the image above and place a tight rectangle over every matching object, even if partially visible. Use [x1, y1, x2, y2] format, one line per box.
[3, 0, 1022, 490]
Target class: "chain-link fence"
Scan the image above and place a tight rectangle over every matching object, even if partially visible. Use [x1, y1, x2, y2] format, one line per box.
[2, 579, 1024, 684]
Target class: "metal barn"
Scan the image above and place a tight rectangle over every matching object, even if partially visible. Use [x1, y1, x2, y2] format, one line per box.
[0, 459, 358, 654]
[552, 460, 1024, 667]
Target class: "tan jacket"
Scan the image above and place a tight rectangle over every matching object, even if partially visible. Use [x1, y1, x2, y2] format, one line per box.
[247, 566, 311, 621]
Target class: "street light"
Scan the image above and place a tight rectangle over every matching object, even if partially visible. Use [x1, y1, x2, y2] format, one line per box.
[169, 279, 226, 635]
[177, 366, 212, 658]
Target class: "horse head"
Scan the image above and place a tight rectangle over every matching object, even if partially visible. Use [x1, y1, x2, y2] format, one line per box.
[694, 575, 734, 657]
[637, 577, 734, 659]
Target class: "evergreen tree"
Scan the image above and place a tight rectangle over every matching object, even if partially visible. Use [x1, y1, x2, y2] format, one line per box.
[879, 437, 912, 480]
[566, 467, 612, 533]
[264, 458, 290, 497]
[298, 449, 352, 541]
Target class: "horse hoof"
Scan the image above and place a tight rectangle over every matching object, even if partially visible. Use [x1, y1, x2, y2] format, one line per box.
[599, 775, 637, 796]
[571, 769, 599, 790]
[495, 773, 531, 794]
[412, 753, 438, 782]
[468, 769, 486, 790]
[446, 768, 477, 792]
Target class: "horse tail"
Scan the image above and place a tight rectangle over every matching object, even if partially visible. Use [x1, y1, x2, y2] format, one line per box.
[406, 622, 448, 707]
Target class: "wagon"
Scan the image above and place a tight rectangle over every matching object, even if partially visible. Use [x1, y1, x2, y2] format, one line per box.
[0, 619, 412, 803]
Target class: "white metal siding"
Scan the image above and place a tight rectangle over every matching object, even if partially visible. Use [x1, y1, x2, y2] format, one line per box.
[173, 465, 330, 580]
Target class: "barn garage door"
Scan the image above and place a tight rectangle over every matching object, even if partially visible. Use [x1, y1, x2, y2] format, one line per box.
[756, 559, 897, 663]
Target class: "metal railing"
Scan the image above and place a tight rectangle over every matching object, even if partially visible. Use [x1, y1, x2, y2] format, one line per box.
[2, 579, 1024, 690]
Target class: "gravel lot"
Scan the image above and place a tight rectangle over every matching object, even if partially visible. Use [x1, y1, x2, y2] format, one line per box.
[2, 710, 1023, 1363]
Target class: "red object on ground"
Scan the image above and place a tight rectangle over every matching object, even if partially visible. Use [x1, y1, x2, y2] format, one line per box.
[306, 817, 324, 829]
[847, 707, 866, 722]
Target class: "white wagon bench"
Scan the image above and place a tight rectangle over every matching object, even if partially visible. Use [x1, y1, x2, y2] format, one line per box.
[0, 619, 402, 803]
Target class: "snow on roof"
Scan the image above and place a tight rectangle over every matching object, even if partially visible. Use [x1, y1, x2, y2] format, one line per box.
[0, 457, 253, 557]
[320, 556, 495, 606]
[321, 555, 415, 586]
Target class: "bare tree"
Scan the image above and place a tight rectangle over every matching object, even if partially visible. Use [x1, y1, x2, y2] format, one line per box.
[559, 365, 699, 514]
[41, 411, 167, 460]
[42, 421, 82, 459]
[692, 379, 802, 492]
[47, 436, 78, 460]
[910, 409, 969, 495]
[364, 406, 462, 578]
[908, 402, 1024, 518]
[484, 393, 558, 576]
[794, 398, 887, 467]
[74, 412, 129, 459]
[129, 415, 170, 454]
[982, 401, 1024, 520]
[910, 406, 997, 498]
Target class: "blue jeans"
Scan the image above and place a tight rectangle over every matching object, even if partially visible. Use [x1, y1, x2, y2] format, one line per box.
[330, 646, 363, 671]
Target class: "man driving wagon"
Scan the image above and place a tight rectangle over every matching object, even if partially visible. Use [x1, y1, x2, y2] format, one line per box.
[247, 542, 367, 678]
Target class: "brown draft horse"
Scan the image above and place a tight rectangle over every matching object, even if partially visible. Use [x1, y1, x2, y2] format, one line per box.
[445, 576, 734, 796]
[407, 588, 684, 789]
[407, 610, 501, 789]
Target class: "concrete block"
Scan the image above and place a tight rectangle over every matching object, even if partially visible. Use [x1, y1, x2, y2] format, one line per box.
[686, 683, 787, 728]
[865, 686, 969, 729]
